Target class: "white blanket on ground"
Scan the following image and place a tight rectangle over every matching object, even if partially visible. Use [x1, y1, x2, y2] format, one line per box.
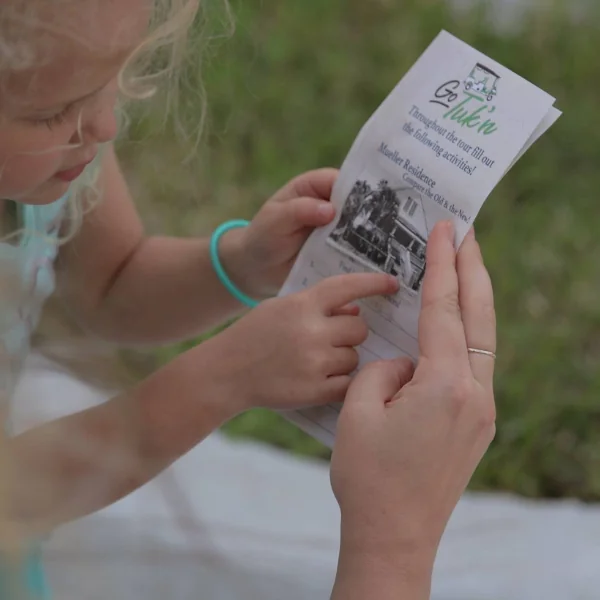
[10, 354, 600, 600]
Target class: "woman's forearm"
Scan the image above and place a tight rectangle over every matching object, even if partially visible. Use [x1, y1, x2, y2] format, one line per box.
[7, 342, 240, 535]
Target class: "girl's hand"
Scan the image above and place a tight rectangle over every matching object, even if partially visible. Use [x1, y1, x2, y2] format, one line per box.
[330, 223, 496, 598]
[203, 271, 398, 412]
[224, 169, 339, 300]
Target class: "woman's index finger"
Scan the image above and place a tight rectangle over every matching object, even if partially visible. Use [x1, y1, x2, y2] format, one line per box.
[418, 221, 468, 363]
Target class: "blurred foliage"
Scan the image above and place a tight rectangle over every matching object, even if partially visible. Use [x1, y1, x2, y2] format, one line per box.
[117, 0, 600, 500]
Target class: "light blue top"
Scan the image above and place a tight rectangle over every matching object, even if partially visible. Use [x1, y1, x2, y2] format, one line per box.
[0, 193, 69, 598]
[0, 196, 67, 395]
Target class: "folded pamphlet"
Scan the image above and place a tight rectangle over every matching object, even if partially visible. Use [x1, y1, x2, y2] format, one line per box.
[278, 30, 561, 448]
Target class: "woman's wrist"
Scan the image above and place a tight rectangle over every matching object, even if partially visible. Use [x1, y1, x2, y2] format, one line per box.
[332, 516, 438, 600]
[333, 534, 436, 600]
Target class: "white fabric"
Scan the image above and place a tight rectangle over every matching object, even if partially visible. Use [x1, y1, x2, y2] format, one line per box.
[9, 354, 600, 600]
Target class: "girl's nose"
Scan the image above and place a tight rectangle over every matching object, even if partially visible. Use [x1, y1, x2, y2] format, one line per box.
[81, 99, 119, 145]
[71, 86, 120, 146]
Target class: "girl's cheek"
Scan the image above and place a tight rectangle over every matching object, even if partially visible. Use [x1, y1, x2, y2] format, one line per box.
[0, 151, 63, 197]
[0, 121, 71, 195]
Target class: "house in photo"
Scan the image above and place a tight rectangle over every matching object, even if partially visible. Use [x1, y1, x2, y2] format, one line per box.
[329, 180, 429, 293]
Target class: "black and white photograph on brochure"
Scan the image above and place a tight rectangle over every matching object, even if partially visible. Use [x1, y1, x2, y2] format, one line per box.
[328, 175, 430, 295]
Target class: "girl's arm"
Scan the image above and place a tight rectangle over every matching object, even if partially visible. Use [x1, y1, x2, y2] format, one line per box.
[10, 270, 395, 535]
[57, 145, 253, 345]
[7, 339, 242, 534]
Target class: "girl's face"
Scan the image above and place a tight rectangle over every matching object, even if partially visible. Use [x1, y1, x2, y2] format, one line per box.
[0, 0, 150, 205]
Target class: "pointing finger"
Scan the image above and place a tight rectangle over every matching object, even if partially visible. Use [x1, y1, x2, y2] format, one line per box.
[312, 273, 398, 314]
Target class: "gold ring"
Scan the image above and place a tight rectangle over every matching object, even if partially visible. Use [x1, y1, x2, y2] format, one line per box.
[467, 347, 496, 359]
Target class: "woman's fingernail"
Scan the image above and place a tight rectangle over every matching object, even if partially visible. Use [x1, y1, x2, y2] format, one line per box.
[442, 220, 454, 241]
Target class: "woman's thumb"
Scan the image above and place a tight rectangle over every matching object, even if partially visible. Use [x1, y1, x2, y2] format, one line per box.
[348, 358, 415, 407]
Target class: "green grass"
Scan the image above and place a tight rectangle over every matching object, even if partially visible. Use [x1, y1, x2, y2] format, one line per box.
[118, 0, 600, 500]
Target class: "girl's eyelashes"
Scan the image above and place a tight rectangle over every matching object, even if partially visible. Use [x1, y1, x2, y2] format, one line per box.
[24, 81, 112, 130]
[29, 102, 77, 130]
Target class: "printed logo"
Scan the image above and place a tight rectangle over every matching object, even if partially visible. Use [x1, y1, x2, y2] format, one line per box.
[464, 63, 500, 102]
[429, 62, 500, 136]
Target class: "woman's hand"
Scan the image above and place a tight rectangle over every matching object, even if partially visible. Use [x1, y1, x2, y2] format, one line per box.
[201, 271, 398, 412]
[222, 169, 339, 300]
[330, 222, 496, 600]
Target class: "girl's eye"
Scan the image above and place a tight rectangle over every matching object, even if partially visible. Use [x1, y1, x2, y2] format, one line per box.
[31, 103, 76, 130]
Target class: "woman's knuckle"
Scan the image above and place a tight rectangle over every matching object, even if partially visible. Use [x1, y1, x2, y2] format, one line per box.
[476, 398, 497, 431]
[439, 291, 461, 316]
[423, 291, 460, 319]
[447, 376, 476, 411]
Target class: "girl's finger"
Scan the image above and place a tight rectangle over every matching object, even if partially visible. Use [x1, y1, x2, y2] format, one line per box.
[261, 197, 335, 238]
[457, 229, 496, 390]
[329, 316, 369, 347]
[418, 221, 468, 366]
[319, 375, 352, 405]
[326, 347, 360, 377]
[331, 304, 361, 317]
[313, 273, 398, 314]
[279, 168, 340, 202]
[283, 196, 336, 232]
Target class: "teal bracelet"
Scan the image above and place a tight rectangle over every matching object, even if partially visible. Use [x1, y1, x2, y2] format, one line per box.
[209, 220, 260, 308]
